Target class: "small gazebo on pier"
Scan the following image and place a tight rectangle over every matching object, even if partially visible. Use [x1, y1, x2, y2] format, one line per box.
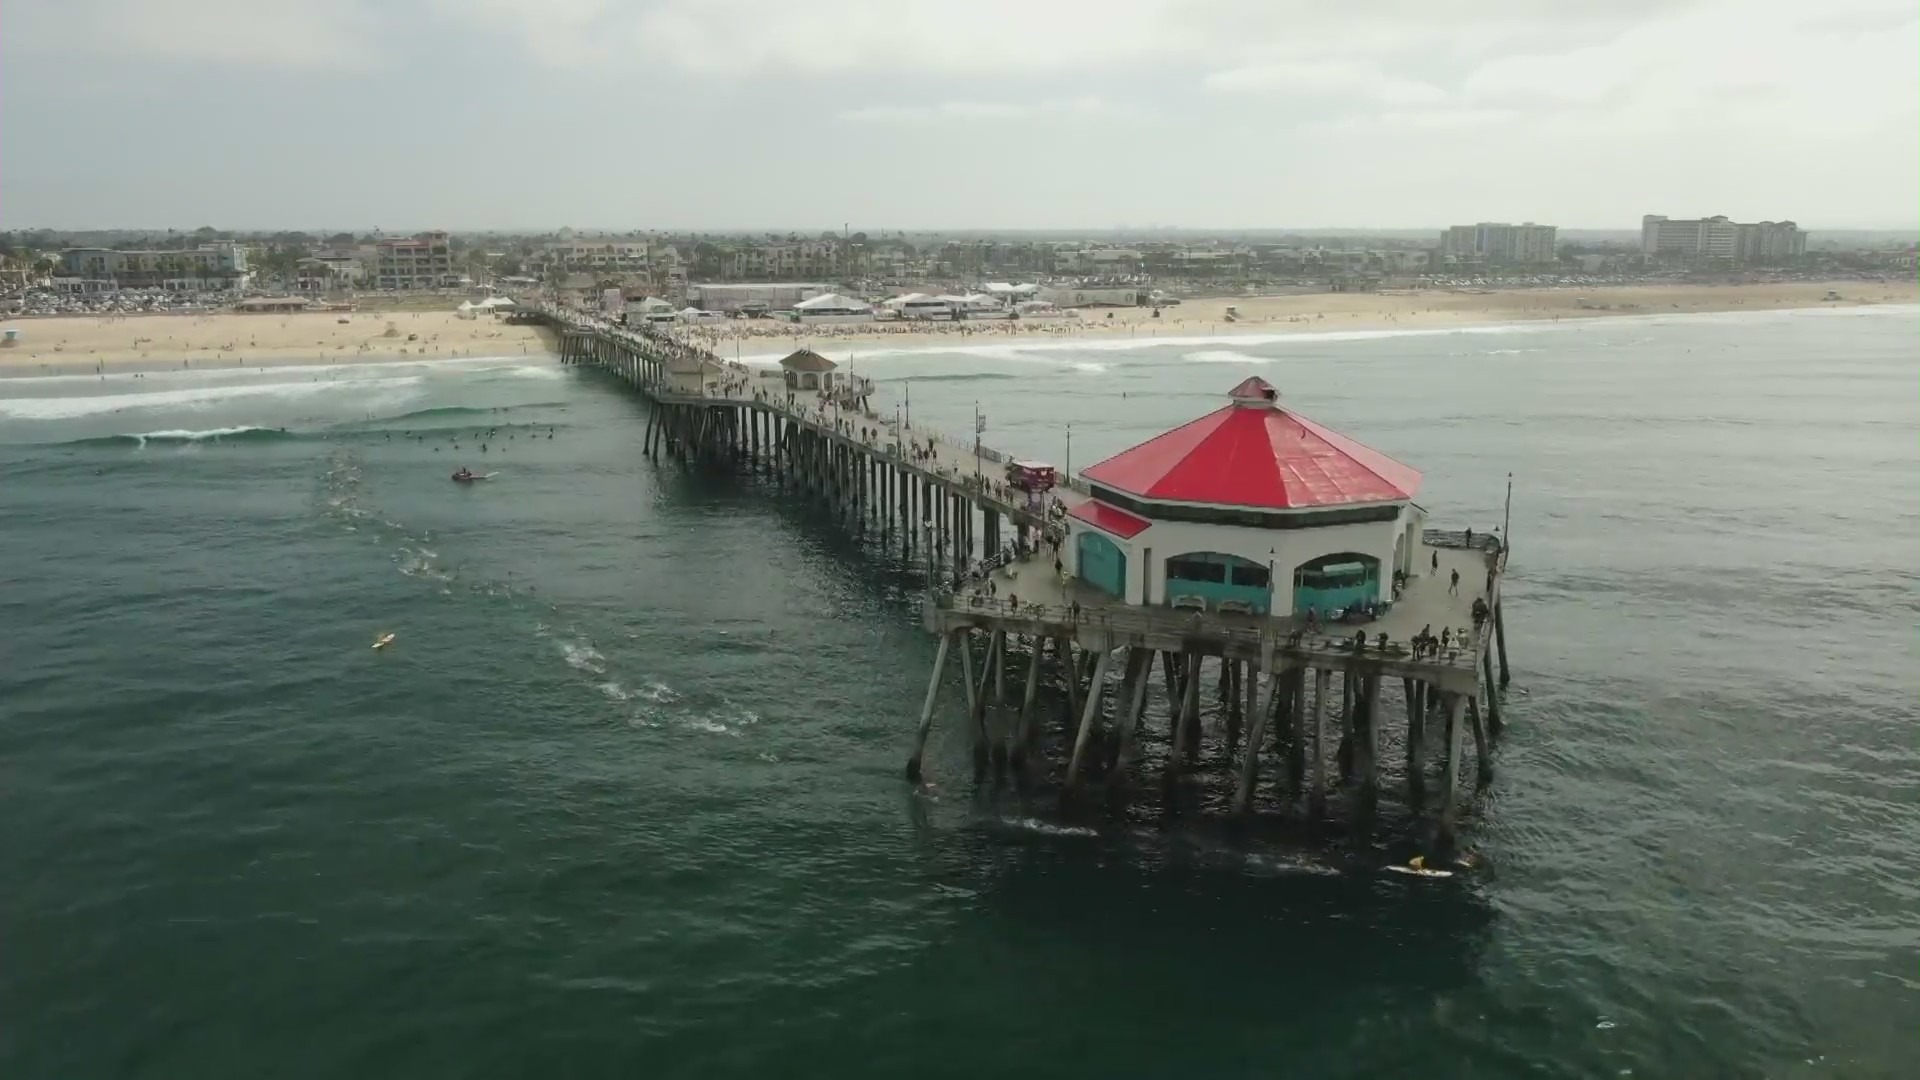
[779, 348, 839, 391]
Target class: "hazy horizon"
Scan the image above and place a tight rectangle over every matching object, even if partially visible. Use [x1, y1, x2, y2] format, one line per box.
[3, 0, 1916, 232]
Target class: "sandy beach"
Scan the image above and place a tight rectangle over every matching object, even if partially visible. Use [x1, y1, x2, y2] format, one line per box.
[0, 310, 556, 377]
[696, 280, 1919, 357]
[1, 280, 1910, 376]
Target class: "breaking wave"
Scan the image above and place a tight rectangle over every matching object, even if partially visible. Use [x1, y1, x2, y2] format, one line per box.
[0, 374, 425, 421]
[65, 426, 302, 448]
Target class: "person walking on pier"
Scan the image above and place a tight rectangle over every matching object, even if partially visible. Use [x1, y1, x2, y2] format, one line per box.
[1432, 550, 1439, 572]
[1449, 568, 1460, 595]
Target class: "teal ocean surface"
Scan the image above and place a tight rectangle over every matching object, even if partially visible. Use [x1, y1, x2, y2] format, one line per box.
[2, 307, 1915, 1078]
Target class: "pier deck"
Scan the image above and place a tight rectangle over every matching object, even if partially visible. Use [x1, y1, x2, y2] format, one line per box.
[560, 312, 1054, 534]
[933, 535, 1501, 695]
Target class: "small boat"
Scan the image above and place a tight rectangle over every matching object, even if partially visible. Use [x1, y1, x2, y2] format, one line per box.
[372, 632, 396, 650]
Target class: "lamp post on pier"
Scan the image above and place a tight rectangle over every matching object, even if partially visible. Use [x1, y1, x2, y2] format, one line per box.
[1502, 472, 1513, 554]
[1266, 548, 1276, 617]
[973, 402, 985, 477]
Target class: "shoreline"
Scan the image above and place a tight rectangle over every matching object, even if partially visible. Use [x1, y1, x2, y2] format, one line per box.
[696, 280, 1917, 360]
[1, 280, 1911, 378]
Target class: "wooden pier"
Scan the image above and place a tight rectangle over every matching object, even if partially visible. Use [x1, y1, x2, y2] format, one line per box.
[538, 305, 1514, 848]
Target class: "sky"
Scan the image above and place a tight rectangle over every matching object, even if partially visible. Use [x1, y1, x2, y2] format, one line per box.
[2, 0, 1915, 232]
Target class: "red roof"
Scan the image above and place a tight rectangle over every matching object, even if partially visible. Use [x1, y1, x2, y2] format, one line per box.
[1081, 383, 1421, 510]
[1067, 498, 1152, 539]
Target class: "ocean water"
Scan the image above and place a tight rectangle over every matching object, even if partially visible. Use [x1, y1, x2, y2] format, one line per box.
[1, 308, 1915, 1078]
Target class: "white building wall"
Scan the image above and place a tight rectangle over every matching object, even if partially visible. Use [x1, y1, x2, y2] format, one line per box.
[1066, 502, 1423, 610]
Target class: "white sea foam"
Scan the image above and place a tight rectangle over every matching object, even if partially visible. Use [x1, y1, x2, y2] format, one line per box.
[558, 641, 606, 675]
[0, 352, 541, 389]
[499, 365, 564, 380]
[997, 816, 1100, 838]
[742, 322, 1548, 366]
[0, 374, 425, 420]
[851, 303, 1920, 362]
[636, 681, 679, 703]
[1182, 349, 1270, 365]
[126, 425, 268, 444]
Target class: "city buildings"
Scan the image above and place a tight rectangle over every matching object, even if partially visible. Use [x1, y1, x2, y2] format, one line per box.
[55, 243, 250, 292]
[374, 231, 456, 290]
[1641, 215, 1806, 262]
[295, 251, 367, 291]
[714, 241, 842, 280]
[1438, 222, 1559, 265]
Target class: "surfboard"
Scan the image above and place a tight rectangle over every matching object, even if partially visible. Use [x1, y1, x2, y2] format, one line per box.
[1386, 864, 1454, 878]
[372, 633, 396, 650]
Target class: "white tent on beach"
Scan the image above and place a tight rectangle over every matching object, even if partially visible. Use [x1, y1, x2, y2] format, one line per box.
[794, 293, 873, 321]
[882, 292, 955, 319]
[794, 293, 870, 314]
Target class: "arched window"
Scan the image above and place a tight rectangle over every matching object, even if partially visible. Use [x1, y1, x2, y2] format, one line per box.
[1291, 552, 1381, 616]
[1163, 551, 1272, 613]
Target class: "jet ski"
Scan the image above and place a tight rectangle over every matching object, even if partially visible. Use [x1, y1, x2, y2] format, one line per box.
[451, 468, 477, 483]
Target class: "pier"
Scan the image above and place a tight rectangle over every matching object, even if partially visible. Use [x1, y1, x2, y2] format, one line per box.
[537, 305, 1514, 848]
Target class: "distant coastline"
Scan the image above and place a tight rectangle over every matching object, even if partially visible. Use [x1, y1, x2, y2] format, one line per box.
[1, 279, 1911, 378]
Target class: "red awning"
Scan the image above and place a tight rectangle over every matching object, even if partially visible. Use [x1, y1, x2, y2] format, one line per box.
[1067, 499, 1152, 539]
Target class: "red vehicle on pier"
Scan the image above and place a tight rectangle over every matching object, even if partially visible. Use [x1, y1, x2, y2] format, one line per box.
[1005, 460, 1057, 493]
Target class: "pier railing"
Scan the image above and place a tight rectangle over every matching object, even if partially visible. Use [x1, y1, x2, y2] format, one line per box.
[932, 590, 1486, 670]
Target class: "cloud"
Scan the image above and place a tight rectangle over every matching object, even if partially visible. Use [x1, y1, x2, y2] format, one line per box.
[1201, 0, 1916, 139]
[1454, 0, 1918, 135]
[5, 0, 383, 70]
[430, 0, 619, 66]
[441, 0, 1654, 76]
[836, 97, 1118, 124]
[1206, 61, 1445, 106]
[432, 0, 1199, 74]
[1373, 108, 1516, 130]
